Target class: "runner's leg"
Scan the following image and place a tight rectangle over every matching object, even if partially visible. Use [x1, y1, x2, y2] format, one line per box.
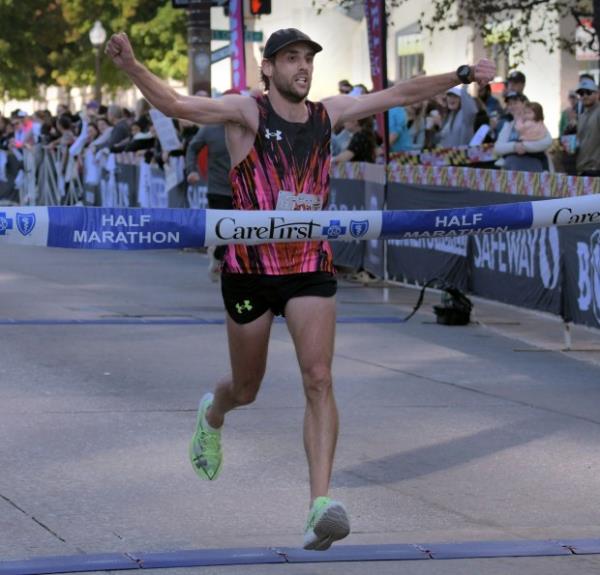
[285, 295, 337, 501]
[206, 310, 274, 429]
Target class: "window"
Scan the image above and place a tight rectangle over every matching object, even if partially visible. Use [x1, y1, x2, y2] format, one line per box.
[395, 24, 424, 81]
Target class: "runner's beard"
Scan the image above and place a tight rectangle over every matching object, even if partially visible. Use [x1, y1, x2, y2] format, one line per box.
[272, 73, 310, 103]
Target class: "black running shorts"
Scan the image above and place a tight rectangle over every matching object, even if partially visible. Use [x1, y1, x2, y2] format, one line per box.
[221, 272, 337, 325]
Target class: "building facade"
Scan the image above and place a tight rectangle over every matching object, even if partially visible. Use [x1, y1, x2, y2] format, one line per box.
[4, 0, 598, 138]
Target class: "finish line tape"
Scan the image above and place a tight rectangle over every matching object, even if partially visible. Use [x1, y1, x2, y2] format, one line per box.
[0, 194, 598, 250]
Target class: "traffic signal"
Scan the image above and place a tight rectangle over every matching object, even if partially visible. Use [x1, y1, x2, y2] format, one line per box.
[249, 0, 271, 15]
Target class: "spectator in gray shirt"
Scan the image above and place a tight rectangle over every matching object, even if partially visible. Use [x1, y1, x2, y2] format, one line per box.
[95, 105, 130, 152]
[494, 91, 552, 172]
[186, 123, 232, 209]
[575, 77, 600, 177]
[438, 86, 478, 148]
[185, 94, 235, 278]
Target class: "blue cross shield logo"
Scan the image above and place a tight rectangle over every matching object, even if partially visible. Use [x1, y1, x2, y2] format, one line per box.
[16, 212, 36, 236]
[350, 219, 369, 238]
[0, 212, 14, 236]
[322, 219, 347, 239]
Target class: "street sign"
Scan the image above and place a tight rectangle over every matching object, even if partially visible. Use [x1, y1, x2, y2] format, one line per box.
[211, 44, 231, 63]
[211, 29, 263, 42]
[244, 30, 263, 42]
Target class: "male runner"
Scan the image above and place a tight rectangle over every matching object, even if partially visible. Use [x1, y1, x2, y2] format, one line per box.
[106, 28, 495, 550]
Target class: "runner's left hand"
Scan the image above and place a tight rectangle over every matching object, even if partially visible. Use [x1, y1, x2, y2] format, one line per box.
[472, 59, 496, 88]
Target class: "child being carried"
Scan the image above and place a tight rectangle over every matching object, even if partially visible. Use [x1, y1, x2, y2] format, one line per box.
[514, 102, 547, 141]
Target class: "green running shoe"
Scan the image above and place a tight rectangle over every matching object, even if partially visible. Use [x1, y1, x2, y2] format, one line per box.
[189, 393, 222, 480]
[303, 496, 350, 551]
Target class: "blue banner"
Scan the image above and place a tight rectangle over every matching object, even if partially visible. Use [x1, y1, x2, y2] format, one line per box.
[381, 202, 534, 239]
[46, 207, 206, 250]
[1, 195, 599, 250]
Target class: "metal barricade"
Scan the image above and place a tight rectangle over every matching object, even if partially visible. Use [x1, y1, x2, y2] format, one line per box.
[19, 147, 37, 205]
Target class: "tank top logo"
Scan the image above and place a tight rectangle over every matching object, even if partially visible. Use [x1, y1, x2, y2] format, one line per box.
[265, 128, 283, 141]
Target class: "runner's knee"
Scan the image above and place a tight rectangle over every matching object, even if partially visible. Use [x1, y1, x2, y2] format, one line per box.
[231, 378, 262, 406]
[302, 365, 333, 398]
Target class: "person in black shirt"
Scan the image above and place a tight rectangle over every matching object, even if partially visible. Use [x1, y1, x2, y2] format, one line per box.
[332, 116, 377, 163]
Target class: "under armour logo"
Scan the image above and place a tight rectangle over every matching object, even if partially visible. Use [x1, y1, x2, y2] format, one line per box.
[265, 128, 283, 141]
[235, 300, 253, 314]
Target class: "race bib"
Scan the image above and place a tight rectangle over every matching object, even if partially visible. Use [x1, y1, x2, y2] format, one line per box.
[276, 191, 323, 211]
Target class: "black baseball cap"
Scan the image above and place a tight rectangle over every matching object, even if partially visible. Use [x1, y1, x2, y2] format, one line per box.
[507, 70, 526, 84]
[263, 28, 323, 59]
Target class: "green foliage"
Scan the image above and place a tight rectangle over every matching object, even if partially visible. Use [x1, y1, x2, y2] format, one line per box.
[0, 1, 69, 98]
[314, 0, 598, 64]
[0, 0, 188, 99]
[130, 4, 188, 82]
[417, 0, 597, 63]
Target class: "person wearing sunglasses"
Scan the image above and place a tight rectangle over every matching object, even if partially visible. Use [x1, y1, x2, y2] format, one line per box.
[575, 77, 600, 177]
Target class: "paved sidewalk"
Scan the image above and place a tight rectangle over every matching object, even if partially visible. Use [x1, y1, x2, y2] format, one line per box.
[1, 245, 600, 574]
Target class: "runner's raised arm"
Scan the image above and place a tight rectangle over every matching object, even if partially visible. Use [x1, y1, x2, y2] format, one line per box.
[324, 60, 496, 128]
[105, 32, 256, 129]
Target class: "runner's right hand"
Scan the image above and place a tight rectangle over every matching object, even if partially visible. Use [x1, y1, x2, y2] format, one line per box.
[105, 32, 136, 71]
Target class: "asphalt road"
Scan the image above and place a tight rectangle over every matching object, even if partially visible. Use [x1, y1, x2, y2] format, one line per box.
[1, 244, 600, 575]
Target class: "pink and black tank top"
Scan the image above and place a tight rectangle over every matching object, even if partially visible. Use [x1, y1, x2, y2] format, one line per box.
[223, 95, 334, 275]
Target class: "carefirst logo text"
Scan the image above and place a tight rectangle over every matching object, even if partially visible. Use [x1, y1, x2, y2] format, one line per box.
[215, 216, 320, 241]
[552, 207, 600, 226]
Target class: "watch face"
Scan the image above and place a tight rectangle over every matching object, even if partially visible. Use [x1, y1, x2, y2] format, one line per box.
[457, 66, 470, 83]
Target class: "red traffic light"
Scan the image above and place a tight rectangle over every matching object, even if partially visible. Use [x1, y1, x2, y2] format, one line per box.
[250, 0, 271, 15]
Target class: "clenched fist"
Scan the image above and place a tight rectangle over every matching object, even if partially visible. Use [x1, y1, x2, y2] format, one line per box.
[105, 32, 137, 71]
[472, 59, 496, 88]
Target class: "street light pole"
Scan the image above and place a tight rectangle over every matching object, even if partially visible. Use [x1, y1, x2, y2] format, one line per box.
[89, 20, 107, 104]
[94, 46, 102, 104]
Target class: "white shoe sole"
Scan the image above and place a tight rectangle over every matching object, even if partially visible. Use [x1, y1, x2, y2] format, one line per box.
[303, 502, 350, 551]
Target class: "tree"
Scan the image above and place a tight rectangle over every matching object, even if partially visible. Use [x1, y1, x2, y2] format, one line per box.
[0, 1, 69, 99]
[55, 0, 188, 97]
[314, 0, 599, 64]
[0, 0, 188, 100]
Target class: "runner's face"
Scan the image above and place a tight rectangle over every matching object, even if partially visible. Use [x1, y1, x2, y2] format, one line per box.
[270, 44, 315, 103]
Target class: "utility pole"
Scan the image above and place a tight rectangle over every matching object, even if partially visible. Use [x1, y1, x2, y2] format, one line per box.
[186, 0, 212, 95]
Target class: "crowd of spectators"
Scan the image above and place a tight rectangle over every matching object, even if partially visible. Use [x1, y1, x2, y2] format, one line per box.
[331, 70, 599, 175]
[0, 96, 206, 204]
[1, 68, 598, 206]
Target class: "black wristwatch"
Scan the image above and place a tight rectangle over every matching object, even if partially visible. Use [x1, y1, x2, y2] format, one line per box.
[456, 65, 472, 84]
